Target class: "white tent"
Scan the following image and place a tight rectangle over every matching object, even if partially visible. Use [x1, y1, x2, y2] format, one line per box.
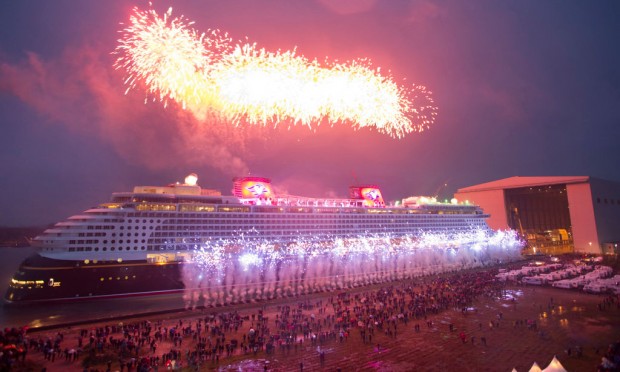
[542, 356, 567, 372]
[528, 362, 542, 372]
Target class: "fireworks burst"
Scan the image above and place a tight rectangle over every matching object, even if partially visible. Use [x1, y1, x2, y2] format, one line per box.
[186, 228, 523, 271]
[114, 7, 438, 138]
[179, 228, 523, 307]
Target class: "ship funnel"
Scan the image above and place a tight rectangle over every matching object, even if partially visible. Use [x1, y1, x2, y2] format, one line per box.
[233, 176, 274, 199]
[349, 185, 385, 207]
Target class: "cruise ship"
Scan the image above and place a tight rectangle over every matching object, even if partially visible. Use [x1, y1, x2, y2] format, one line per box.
[5, 174, 512, 304]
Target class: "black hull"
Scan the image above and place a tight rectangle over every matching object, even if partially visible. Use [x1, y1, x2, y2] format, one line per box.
[5, 254, 185, 304]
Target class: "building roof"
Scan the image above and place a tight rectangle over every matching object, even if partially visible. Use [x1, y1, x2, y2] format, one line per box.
[457, 176, 590, 193]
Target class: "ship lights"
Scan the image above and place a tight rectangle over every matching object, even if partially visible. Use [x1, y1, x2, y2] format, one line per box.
[184, 173, 198, 186]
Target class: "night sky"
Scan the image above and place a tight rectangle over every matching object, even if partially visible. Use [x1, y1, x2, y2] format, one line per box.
[1, 1, 620, 227]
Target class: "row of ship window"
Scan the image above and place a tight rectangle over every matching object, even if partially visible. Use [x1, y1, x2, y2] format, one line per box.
[146, 227, 475, 242]
[80, 213, 481, 227]
[70, 232, 150, 241]
[64, 223, 479, 252]
[64, 219, 484, 241]
[65, 216, 482, 232]
[69, 222, 480, 245]
[100, 275, 136, 281]
[152, 221, 483, 231]
[151, 216, 480, 225]
[70, 238, 147, 244]
[63, 214, 480, 232]
[86, 225, 154, 230]
[68, 246, 146, 252]
[123, 209, 478, 218]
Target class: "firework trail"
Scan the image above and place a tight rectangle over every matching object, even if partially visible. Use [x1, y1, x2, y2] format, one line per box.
[114, 7, 437, 138]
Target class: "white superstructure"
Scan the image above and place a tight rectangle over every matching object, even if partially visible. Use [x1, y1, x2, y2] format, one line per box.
[32, 175, 489, 262]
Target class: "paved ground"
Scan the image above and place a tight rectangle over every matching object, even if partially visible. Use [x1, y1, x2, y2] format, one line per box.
[11, 282, 620, 371]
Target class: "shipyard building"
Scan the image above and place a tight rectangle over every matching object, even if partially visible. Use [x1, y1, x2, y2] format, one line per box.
[455, 176, 620, 255]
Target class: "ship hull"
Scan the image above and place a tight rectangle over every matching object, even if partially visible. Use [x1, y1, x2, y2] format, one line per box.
[5, 254, 185, 304]
[6, 231, 522, 304]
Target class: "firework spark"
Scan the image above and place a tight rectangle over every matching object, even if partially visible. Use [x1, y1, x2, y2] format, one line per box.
[186, 228, 522, 271]
[179, 228, 523, 307]
[114, 7, 437, 138]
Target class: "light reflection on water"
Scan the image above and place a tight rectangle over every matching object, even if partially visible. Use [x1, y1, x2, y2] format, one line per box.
[537, 302, 584, 329]
[2, 293, 186, 329]
[29, 319, 43, 328]
[501, 289, 524, 301]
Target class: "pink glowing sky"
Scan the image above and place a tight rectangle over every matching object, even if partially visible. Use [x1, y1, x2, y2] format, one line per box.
[1, 0, 620, 226]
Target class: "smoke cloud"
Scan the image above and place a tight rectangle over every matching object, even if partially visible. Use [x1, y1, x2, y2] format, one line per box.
[0, 45, 249, 176]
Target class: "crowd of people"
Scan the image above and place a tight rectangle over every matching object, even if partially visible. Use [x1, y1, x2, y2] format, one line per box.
[596, 295, 620, 371]
[0, 265, 618, 371]
[0, 268, 513, 371]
